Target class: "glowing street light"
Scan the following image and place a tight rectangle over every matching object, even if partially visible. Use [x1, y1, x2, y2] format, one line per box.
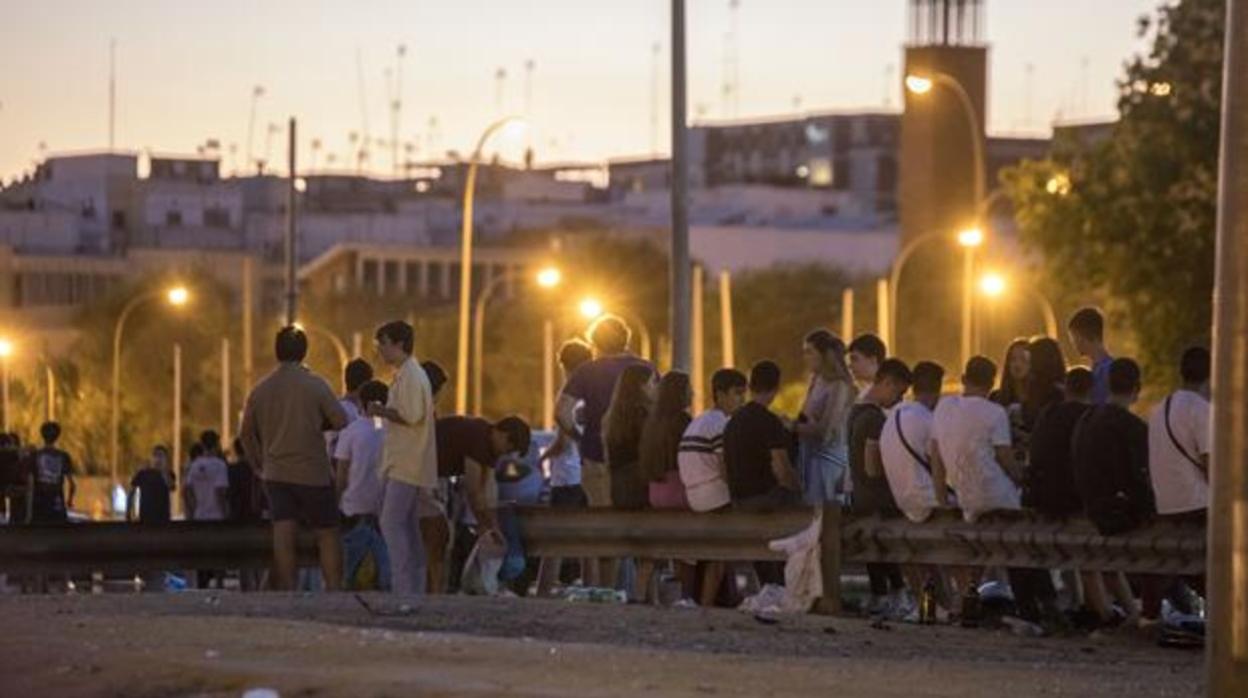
[979, 272, 1007, 297]
[0, 338, 12, 432]
[470, 264, 561, 414]
[579, 298, 604, 320]
[111, 284, 191, 487]
[958, 228, 985, 248]
[904, 75, 933, 95]
[1046, 172, 1073, 196]
[536, 266, 562, 289]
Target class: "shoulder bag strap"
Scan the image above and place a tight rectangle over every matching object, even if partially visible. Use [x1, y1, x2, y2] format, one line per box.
[1164, 394, 1204, 469]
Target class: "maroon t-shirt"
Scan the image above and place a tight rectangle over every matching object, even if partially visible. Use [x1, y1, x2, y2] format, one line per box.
[436, 416, 496, 478]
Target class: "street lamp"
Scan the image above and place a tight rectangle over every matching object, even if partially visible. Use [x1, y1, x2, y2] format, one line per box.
[0, 339, 12, 432]
[111, 285, 189, 487]
[956, 229, 984, 370]
[905, 71, 985, 206]
[471, 265, 561, 414]
[579, 298, 604, 320]
[455, 116, 528, 415]
[976, 272, 1059, 340]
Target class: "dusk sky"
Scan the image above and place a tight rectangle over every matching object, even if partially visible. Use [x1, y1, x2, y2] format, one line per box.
[1, 0, 1160, 180]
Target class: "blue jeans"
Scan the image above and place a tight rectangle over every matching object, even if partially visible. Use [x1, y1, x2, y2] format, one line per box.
[800, 441, 848, 506]
[343, 518, 390, 590]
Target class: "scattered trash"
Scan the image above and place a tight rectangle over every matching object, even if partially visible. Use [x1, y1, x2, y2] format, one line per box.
[163, 574, 188, 592]
[204, 649, 219, 660]
[753, 613, 780, 626]
[1002, 616, 1046, 638]
[562, 586, 628, 604]
[738, 584, 786, 616]
[242, 689, 281, 698]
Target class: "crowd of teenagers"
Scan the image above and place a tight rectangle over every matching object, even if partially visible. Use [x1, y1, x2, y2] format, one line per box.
[0, 307, 1210, 638]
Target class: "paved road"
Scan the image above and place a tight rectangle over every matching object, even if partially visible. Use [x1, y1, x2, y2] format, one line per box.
[0, 593, 1203, 697]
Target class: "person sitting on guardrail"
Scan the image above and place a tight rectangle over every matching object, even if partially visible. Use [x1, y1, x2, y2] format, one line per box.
[636, 370, 693, 602]
[1072, 357, 1154, 627]
[853, 358, 914, 619]
[240, 325, 350, 592]
[1142, 346, 1210, 625]
[724, 360, 801, 587]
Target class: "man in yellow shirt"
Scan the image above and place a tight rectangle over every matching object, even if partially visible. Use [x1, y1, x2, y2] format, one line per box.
[368, 320, 437, 595]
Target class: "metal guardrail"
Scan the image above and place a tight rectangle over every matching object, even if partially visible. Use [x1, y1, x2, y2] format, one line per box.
[0, 507, 1206, 607]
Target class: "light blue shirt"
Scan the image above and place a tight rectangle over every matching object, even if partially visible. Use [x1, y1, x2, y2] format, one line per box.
[1091, 355, 1114, 404]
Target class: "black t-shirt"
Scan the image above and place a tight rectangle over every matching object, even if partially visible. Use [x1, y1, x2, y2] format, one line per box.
[228, 460, 261, 521]
[1025, 401, 1090, 516]
[1072, 403, 1154, 528]
[723, 401, 790, 501]
[30, 447, 72, 520]
[848, 402, 896, 515]
[436, 416, 496, 478]
[130, 467, 173, 524]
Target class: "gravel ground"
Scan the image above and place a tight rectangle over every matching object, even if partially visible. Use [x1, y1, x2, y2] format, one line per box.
[0, 592, 1203, 697]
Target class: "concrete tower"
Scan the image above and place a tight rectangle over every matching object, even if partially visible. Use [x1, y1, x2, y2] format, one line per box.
[899, 0, 987, 244]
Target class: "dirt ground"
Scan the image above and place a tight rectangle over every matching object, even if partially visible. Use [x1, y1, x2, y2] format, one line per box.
[0, 592, 1202, 697]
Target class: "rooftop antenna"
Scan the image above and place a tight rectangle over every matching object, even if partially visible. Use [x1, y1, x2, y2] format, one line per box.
[650, 42, 661, 154]
[1025, 62, 1036, 130]
[246, 85, 265, 173]
[884, 63, 896, 108]
[494, 67, 508, 116]
[729, 0, 741, 117]
[390, 44, 406, 177]
[355, 47, 371, 173]
[108, 38, 116, 151]
[524, 58, 536, 161]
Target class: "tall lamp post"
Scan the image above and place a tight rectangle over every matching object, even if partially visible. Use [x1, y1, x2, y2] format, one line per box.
[0, 339, 12, 433]
[956, 228, 984, 368]
[111, 285, 189, 487]
[977, 272, 1059, 341]
[455, 116, 526, 416]
[471, 265, 561, 415]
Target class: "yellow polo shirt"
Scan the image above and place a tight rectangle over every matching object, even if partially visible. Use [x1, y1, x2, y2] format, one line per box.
[381, 356, 437, 488]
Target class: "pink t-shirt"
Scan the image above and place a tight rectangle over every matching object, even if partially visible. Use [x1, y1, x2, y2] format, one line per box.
[649, 470, 690, 510]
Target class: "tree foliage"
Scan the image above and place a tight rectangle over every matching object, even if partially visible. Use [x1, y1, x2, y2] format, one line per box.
[1002, 0, 1224, 381]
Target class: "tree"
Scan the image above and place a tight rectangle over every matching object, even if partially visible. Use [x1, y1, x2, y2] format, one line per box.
[1002, 0, 1224, 382]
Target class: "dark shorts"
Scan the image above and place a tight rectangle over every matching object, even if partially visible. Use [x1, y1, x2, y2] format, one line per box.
[550, 484, 588, 509]
[265, 482, 339, 530]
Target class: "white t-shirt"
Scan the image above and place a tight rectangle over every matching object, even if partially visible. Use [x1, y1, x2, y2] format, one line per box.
[186, 455, 230, 520]
[931, 394, 1019, 522]
[334, 416, 386, 516]
[678, 408, 731, 512]
[879, 400, 939, 522]
[1148, 389, 1210, 514]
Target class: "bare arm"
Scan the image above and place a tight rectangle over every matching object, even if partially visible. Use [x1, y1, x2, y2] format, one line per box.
[464, 457, 497, 531]
[555, 394, 580, 437]
[769, 449, 799, 491]
[929, 439, 949, 506]
[240, 397, 263, 476]
[64, 472, 76, 509]
[865, 439, 883, 479]
[995, 446, 1022, 485]
[126, 486, 137, 522]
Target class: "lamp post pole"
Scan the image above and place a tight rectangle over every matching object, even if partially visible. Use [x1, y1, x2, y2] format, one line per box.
[669, 0, 691, 373]
[455, 117, 522, 415]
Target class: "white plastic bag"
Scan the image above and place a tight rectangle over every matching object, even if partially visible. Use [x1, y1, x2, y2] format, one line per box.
[459, 530, 506, 596]
[739, 509, 823, 614]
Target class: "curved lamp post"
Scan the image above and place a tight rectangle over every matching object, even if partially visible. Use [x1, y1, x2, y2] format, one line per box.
[471, 265, 561, 415]
[455, 116, 527, 415]
[111, 285, 189, 487]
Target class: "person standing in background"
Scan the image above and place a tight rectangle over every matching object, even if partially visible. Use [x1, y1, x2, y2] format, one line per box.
[1068, 308, 1113, 404]
[26, 422, 75, 524]
[239, 325, 349, 591]
[793, 330, 856, 506]
[127, 445, 175, 524]
[537, 340, 594, 596]
[370, 320, 438, 596]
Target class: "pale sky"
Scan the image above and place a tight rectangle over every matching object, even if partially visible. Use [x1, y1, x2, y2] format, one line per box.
[0, 0, 1161, 181]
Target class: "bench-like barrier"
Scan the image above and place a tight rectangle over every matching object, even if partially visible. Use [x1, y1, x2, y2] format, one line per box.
[0, 507, 1206, 611]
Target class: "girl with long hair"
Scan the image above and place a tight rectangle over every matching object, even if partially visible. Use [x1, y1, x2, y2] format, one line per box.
[640, 371, 693, 509]
[991, 338, 1031, 409]
[793, 329, 856, 505]
[1023, 337, 1067, 428]
[603, 363, 655, 511]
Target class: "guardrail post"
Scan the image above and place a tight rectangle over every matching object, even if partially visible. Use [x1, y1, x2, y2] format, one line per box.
[816, 504, 842, 615]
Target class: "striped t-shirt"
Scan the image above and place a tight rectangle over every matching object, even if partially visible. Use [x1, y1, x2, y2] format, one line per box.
[678, 408, 731, 512]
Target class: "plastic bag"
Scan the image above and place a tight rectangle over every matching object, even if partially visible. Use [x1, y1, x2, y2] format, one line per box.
[459, 530, 507, 596]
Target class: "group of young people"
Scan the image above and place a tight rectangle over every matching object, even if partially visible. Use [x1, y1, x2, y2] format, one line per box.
[537, 307, 1207, 632]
